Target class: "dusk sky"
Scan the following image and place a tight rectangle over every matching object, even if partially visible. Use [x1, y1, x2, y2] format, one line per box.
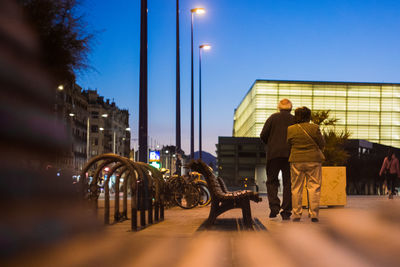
[77, 0, 400, 156]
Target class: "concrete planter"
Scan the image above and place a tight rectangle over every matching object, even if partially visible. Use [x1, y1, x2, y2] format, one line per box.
[302, 166, 347, 207]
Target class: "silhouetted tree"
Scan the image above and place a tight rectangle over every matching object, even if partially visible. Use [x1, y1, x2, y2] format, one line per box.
[17, 0, 93, 83]
[311, 110, 350, 166]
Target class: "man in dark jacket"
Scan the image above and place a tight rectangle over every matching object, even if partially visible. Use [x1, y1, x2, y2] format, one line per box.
[260, 99, 294, 220]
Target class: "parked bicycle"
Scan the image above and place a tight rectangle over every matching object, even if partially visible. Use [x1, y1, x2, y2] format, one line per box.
[165, 172, 211, 209]
[190, 172, 211, 207]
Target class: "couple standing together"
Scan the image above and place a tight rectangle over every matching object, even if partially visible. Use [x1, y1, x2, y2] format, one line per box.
[260, 99, 325, 222]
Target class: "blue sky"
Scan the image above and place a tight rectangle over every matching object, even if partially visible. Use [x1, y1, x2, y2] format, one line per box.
[77, 0, 400, 155]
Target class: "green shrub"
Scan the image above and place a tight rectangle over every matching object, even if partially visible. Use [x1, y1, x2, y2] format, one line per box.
[311, 110, 350, 166]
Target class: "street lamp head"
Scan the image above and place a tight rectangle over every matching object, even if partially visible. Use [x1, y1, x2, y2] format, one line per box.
[200, 44, 211, 50]
[125, 128, 131, 131]
[99, 127, 104, 131]
[101, 114, 108, 118]
[191, 7, 205, 14]
[69, 113, 75, 117]
[58, 85, 64, 91]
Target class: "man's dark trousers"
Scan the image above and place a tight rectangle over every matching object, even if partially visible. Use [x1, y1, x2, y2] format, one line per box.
[266, 157, 292, 217]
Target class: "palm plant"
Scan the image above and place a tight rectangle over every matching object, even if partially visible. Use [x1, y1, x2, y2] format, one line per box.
[311, 110, 351, 166]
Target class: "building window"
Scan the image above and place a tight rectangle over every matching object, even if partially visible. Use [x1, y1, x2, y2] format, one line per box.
[91, 125, 98, 133]
[91, 111, 99, 118]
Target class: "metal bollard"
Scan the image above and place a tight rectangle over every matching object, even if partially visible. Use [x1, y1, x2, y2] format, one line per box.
[131, 180, 138, 231]
[114, 177, 120, 222]
[104, 182, 110, 224]
[154, 202, 159, 222]
[160, 201, 164, 221]
[140, 181, 146, 227]
[122, 177, 128, 220]
[131, 207, 137, 231]
[148, 197, 153, 224]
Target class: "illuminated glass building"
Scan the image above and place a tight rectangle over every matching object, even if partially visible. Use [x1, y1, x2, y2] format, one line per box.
[233, 80, 400, 147]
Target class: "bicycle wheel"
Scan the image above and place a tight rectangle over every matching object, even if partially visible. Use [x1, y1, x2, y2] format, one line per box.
[197, 183, 211, 207]
[174, 184, 200, 209]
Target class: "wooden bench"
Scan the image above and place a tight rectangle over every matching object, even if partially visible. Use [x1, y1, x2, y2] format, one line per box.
[188, 159, 262, 228]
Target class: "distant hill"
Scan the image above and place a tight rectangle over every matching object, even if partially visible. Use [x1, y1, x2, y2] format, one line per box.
[193, 151, 216, 170]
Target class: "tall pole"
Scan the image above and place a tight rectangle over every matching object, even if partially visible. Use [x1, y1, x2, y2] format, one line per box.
[189, 8, 205, 160]
[139, 0, 148, 163]
[198, 44, 210, 160]
[190, 12, 195, 160]
[86, 117, 90, 161]
[113, 131, 116, 154]
[199, 47, 202, 159]
[175, 0, 181, 174]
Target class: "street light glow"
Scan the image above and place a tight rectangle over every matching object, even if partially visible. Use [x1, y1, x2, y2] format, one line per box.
[99, 127, 104, 131]
[69, 113, 75, 117]
[190, 7, 206, 160]
[101, 114, 108, 118]
[125, 128, 131, 131]
[198, 43, 212, 160]
[200, 44, 211, 50]
[58, 85, 64, 91]
[191, 7, 205, 14]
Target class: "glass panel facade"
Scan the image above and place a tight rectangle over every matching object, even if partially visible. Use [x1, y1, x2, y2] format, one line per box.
[233, 80, 400, 148]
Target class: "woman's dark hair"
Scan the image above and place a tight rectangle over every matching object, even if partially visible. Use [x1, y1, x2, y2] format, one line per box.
[387, 149, 394, 158]
[294, 106, 311, 123]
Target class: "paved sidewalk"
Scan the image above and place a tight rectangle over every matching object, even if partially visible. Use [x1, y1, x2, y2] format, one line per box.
[102, 194, 396, 234]
[3, 196, 400, 267]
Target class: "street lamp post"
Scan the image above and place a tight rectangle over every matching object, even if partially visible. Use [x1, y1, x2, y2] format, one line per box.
[87, 117, 90, 161]
[176, 0, 181, 163]
[100, 127, 116, 154]
[175, 0, 181, 175]
[190, 7, 205, 160]
[70, 109, 89, 161]
[99, 113, 119, 155]
[139, 0, 148, 163]
[198, 44, 211, 160]
[113, 131, 116, 154]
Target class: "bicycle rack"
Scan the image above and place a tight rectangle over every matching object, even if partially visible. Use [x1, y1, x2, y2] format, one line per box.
[80, 154, 166, 231]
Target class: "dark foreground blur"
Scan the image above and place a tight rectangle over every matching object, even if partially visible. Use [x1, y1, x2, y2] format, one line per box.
[0, 0, 100, 262]
[2, 196, 400, 267]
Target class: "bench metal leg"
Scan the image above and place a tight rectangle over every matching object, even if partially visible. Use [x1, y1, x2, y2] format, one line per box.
[206, 202, 218, 226]
[241, 199, 253, 228]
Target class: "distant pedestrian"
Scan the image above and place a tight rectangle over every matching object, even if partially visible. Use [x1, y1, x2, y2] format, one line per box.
[287, 106, 325, 222]
[260, 98, 294, 220]
[379, 149, 400, 199]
